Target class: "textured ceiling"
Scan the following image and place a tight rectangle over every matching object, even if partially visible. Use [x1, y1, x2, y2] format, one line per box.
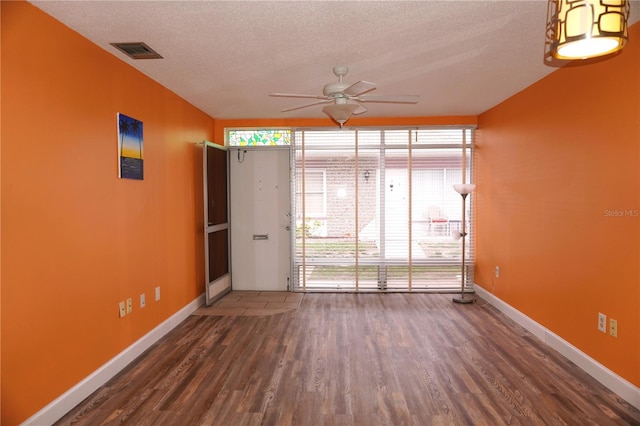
[30, 1, 640, 120]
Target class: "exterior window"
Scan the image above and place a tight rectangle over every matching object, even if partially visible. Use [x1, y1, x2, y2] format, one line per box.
[226, 129, 290, 146]
[294, 128, 475, 292]
[296, 169, 327, 237]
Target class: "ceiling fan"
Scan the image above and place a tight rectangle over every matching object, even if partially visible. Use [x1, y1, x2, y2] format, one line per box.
[270, 66, 419, 126]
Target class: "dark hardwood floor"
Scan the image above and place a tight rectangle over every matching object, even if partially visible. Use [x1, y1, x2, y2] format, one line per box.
[57, 293, 640, 425]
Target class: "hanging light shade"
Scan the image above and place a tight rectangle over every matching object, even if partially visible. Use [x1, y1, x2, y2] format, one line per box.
[546, 0, 630, 60]
[322, 103, 359, 126]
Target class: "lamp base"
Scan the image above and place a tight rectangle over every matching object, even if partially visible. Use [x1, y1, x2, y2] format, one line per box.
[452, 295, 476, 304]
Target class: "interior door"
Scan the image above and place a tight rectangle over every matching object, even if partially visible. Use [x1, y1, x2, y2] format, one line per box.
[203, 142, 231, 304]
[230, 148, 291, 291]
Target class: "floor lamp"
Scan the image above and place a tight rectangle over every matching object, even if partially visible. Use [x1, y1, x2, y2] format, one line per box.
[452, 183, 475, 304]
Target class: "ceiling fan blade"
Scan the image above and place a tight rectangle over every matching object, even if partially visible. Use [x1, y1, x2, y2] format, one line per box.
[353, 103, 368, 115]
[281, 99, 333, 112]
[343, 80, 376, 97]
[357, 94, 419, 104]
[270, 92, 330, 100]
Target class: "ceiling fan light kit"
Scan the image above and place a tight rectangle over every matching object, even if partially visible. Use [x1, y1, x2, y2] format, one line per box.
[270, 66, 419, 126]
[322, 103, 360, 127]
[545, 0, 630, 60]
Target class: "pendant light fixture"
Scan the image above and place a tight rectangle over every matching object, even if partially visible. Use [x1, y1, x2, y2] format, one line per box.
[322, 98, 359, 127]
[545, 0, 630, 60]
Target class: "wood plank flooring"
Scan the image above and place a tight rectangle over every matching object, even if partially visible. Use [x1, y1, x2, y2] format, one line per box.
[56, 293, 640, 425]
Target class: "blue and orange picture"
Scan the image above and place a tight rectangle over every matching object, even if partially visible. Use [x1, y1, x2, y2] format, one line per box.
[117, 113, 144, 180]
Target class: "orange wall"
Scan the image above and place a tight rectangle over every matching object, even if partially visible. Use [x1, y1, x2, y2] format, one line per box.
[476, 24, 640, 387]
[1, 3, 216, 423]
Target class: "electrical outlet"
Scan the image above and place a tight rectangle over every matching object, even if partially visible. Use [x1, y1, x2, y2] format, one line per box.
[126, 298, 133, 314]
[155, 286, 161, 301]
[140, 293, 146, 308]
[598, 313, 606, 333]
[119, 301, 126, 318]
[495, 266, 500, 278]
[610, 319, 618, 337]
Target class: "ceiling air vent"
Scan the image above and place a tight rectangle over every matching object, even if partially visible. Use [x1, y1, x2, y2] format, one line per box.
[110, 42, 163, 60]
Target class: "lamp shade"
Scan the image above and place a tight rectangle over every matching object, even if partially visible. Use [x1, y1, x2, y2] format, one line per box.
[546, 0, 629, 60]
[453, 183, 476, 195]
[322, 103, 359, 125]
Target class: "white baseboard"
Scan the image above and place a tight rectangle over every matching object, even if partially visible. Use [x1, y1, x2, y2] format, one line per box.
[474, 284, 640, 410]
[22, 294, 206, 426]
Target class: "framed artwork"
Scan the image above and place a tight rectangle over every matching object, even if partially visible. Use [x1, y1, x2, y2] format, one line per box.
[117, 113, 144, 180]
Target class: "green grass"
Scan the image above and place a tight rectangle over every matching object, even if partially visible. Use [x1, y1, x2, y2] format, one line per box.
[296, 238, 462, 259]
[296, 237, 465, 281]
[418, 241, 462, 258]
[296, 239, 379, 257]
[307, 264, 461, 281]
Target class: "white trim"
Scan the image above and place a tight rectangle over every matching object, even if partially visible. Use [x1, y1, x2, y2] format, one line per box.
[22, 294, 206, 426]
[474, 284, 640, 410]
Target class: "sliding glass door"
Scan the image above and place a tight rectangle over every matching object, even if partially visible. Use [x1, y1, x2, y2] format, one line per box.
[293, 128, 474, 292]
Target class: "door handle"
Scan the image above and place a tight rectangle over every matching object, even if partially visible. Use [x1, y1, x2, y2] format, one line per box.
[285, 226, 291, 231]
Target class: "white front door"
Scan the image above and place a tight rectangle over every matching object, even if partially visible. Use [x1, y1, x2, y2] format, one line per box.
[230, 149, 291, 291]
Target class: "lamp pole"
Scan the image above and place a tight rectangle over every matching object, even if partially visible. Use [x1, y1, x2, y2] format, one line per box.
[453, 130, 475, 304]
[453, 193, 473, 304]
[453, 189, 474, 304]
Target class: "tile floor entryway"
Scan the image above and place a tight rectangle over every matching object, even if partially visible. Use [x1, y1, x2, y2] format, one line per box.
[193, 291, 304, 316]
